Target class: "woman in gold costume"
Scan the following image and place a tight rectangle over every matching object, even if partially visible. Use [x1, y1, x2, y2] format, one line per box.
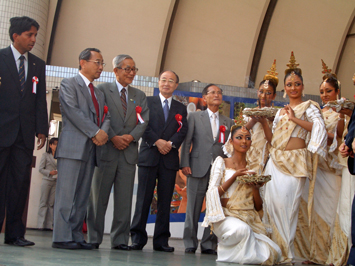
[202, 125, 281, 265]
[245, 60, 278, 174]
[262, 52, 328, 264]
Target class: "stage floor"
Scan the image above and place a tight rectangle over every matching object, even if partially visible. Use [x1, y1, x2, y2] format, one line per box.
[0, 229, 311, 266]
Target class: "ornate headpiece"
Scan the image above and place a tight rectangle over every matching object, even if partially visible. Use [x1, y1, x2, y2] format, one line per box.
[285, 51, 302, 78]
[222, 112, 249, 157]
[321, 59, 340, 92]
[263, 59, 279, 88]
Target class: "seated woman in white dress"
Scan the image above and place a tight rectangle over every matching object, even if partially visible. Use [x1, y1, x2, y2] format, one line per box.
[202, 125, 281, 265]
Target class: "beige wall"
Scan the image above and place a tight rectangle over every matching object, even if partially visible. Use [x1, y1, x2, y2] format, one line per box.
[50, 0, 175, 76]
[257, 0, 355, 96]
[47, 0, 355, 96]
[163, 0, 269, 86]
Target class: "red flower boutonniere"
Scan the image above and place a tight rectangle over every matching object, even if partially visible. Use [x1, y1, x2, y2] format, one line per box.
[101, 105, 108, 123]
[219, 125, 226, 143]
[32, 76, 39, 94]
[136, 106, 144, 124]
[175, 114, 183, 132]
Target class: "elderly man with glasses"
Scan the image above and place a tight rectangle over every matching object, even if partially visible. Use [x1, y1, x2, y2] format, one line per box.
[87, 54, 149, 250]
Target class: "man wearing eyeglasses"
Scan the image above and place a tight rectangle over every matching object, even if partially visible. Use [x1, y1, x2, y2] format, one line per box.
[87, 54, 149, 250]
[130, 70, 188, 252]
[52, 48, 110, 250]
[180, 84, 234, 255]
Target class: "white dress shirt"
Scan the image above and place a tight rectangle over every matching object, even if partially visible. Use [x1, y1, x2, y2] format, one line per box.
[11, 44, 28, 80]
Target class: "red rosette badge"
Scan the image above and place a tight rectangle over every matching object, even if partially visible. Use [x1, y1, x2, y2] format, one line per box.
[101, 105, 108, 123]
[219, 125, 226, 143]
[175, 114, 183, 132]
[136, 106, 144, 124]
[32, 76, 39, 94]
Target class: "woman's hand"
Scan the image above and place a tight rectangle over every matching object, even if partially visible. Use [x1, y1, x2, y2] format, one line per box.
[339, 108, 353, 117]
[284, 105, 295, 121]
[231, 168, 249, 180]
[49, 170, 57, 175]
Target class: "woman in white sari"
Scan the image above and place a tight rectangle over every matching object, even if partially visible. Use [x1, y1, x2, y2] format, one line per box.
[202, 125, 281, 265]
[245, 60, 278, 174]
[262, 52, 328, 264]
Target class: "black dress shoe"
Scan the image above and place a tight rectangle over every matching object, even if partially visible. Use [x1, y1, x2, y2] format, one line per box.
[154, 245, 174, 252]
[130, 243, 144, 250]
[91, 243, 100, 249]
[185, 247, 196, 254]
[5, 237, 35, 247]
[77, 240, 94, 250]
[52, 241, 80, 249]
[201, 249, 217, 255]
[113, 244, 131, 251]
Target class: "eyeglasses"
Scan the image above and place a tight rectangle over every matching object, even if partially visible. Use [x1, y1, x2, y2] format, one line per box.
[160, 79, 176, 85]
[118, 67, 139, 73]
[87, 60, 106, 67]
[207, 90, 222, 95]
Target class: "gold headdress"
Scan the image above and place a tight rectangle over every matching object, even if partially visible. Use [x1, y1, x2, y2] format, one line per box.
[223, 113, 247, 158]
[285, 51, 302, 76]
[263, 59, 279, 88]
[321, 59, 340, 90]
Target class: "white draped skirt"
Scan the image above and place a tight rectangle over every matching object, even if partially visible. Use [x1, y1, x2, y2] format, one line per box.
[263, 158, 306, 263]
[213, 216, 281, 264]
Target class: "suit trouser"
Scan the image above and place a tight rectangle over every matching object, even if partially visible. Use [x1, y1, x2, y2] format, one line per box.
[53, 154, 95, 242]
[87, 151, 136, 246]
[348, 193, 355, 264]
[0, 129, 33, 241]
[183, 168, 217, 250]
[37, 178, 56, 228]
[130, 159, 176, 247]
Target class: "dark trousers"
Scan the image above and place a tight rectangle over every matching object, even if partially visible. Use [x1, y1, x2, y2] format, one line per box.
[0, 129, 33, 241]
[130, 158, 177, 247]
[348, 194, 355, 264]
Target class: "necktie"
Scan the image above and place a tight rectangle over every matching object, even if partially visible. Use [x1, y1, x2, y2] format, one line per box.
[121, 88, 127, 117]
[163, 99, 169, 122]
[19, 55, 25, 93]
[89, 83, 100, 125]
[212, 113, 217, 140]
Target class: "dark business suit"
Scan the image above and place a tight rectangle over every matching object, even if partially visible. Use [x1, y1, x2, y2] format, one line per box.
[53, 74, 110, 243]
[130, 95, 187, 248]
[0, 46, 48, 241]
[346, 109, 355, 264]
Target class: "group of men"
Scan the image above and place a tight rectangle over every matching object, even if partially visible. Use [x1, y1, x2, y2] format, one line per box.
[0, 16, 234, 255]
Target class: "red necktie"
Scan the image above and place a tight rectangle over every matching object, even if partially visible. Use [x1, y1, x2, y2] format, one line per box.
[89, 83, 100, 125]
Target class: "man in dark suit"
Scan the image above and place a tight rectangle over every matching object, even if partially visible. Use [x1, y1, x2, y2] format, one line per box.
[180, 84, 234, 255]
[0, 16, 48, 247]
[130, 70, 188, 252]
[87, 54, 149, 250]
[52, 48, 110, 250]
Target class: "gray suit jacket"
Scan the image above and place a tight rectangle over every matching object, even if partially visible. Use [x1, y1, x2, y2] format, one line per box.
[39, 152, 57, 181]
[180, 110, 234, 178]
[56, 75, 110, 164]
[97, 82, 149, 164]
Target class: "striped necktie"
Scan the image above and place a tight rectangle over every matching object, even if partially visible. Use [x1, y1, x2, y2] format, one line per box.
[19, 55, 25, 93]
[121, 88, 127, 117]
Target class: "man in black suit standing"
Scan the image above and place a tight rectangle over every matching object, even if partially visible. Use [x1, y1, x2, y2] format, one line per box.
[130, 70, 188, 252]
[0, 16, 48, 247]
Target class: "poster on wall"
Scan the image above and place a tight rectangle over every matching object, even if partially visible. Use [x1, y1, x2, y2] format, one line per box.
[147, 87, 284, 236]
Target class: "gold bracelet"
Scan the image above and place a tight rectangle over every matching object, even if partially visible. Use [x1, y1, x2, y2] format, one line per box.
[220, 185, 226, 193]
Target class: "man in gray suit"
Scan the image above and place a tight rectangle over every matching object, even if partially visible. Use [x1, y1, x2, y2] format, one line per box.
[52, 48, 110, 250]
[180, 84, 234, 254]
[87, 54, 149, 250]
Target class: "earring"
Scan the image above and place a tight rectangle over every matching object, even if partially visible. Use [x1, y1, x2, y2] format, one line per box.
[302, 91, 305, 97]
[283, 91, 287, 98]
